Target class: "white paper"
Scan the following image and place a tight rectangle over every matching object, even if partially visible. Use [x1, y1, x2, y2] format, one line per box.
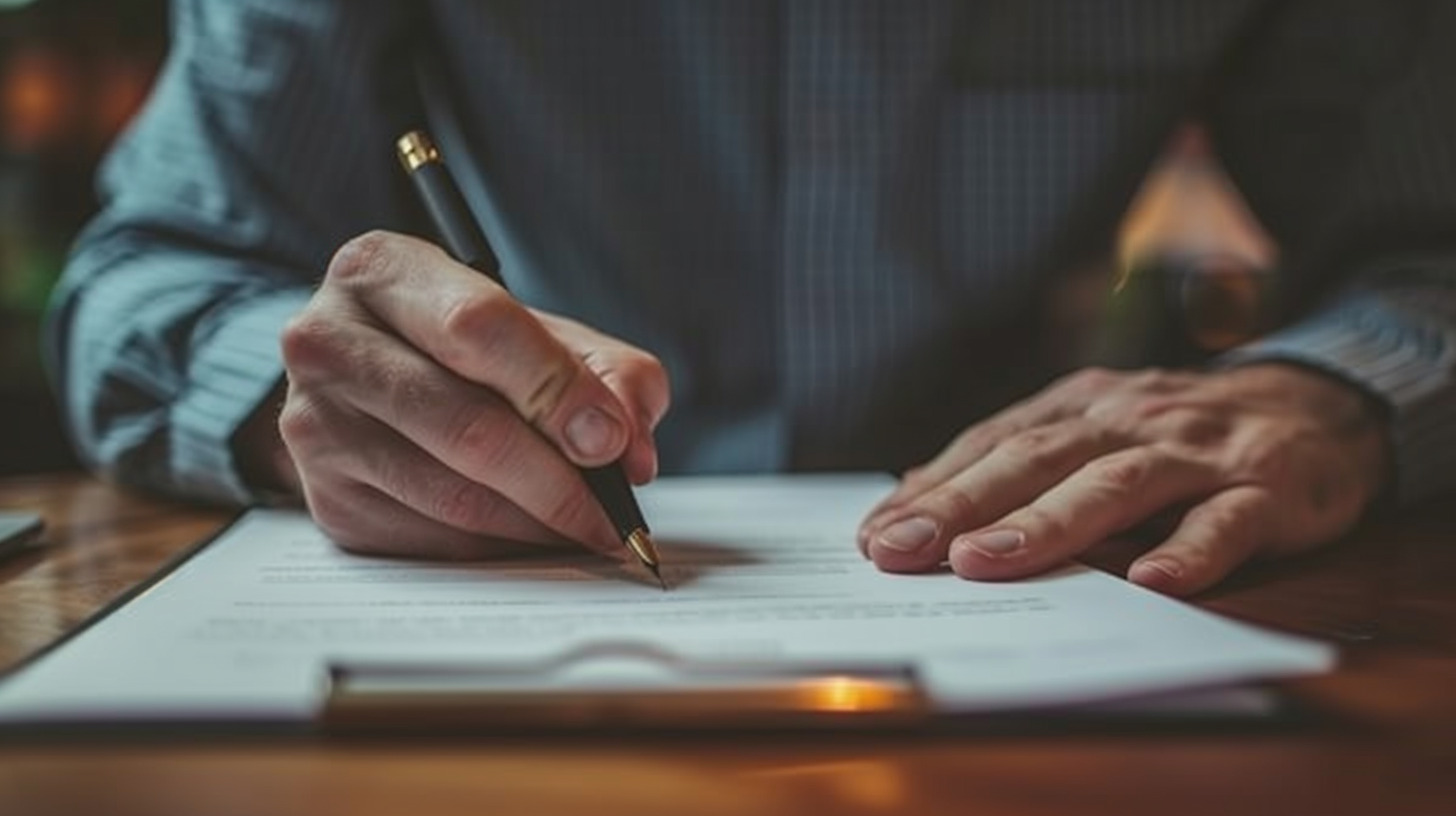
[0, 474, 1332, 722]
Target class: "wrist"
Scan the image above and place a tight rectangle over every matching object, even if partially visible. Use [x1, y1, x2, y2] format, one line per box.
[1223, 361, 1388, 424]
[1222, 361, 1394, 504]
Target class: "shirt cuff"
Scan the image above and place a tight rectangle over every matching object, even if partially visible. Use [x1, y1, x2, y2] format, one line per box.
[1216, 291, 1456, 506]
[173, 289, 309, 505]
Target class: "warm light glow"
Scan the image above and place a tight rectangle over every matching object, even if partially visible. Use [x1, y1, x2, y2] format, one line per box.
[800, 676, 903, 712]
[1, 46, 81, 152]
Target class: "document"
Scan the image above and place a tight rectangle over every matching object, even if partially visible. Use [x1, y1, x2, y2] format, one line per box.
[0, 474, 1331, 723]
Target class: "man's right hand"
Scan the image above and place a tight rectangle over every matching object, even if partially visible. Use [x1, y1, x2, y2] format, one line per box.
[262, 230, 669, 559]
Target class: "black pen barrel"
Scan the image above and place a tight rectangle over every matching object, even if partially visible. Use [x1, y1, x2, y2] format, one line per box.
[396, 129, 663, 583]
[406, 161, 502, 283]
[581, 464, 651, 541]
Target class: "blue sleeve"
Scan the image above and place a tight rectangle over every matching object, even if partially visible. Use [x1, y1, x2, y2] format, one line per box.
[44, 0, 416, 504]
[1208, 0, 1456, 505]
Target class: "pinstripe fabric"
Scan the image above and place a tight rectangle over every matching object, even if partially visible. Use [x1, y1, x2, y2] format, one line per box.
[45, 0, 1456, 506]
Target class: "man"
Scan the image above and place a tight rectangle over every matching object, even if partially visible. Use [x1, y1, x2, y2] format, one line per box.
[46, 1, 1456, 596]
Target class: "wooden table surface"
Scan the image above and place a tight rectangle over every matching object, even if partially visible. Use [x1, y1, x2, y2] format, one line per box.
[0, 473, 1453, 816]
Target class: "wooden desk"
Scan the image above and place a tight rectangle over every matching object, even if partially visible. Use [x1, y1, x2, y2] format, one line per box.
[1, 474, 1453, 816]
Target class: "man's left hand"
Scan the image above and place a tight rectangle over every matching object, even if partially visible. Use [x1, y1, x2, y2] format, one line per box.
[859, 364, 1390, 595]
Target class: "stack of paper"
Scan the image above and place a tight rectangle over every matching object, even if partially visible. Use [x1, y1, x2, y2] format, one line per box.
[0, 475, 1331, 725]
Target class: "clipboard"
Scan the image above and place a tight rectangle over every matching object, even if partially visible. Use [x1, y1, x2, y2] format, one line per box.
[0, 483, 1332, 737]
[323, 642, 930, 733]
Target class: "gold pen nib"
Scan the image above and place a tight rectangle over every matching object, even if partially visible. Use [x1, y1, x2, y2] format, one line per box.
[624, 528, 667, 591]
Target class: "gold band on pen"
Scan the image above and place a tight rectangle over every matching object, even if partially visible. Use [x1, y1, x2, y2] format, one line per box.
[396, 130, 441, 172]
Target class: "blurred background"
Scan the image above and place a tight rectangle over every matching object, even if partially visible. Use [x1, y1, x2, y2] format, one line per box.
[0, 0, 1270, 482]
[0, 0, 165, 476]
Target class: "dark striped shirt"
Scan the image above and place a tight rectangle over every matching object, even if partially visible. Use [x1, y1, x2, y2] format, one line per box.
[46, 0, 1456, 505]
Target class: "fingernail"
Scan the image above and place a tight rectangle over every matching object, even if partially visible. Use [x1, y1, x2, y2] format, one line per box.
[875, 516, 939, 553]
[1130, 559, 1181, 586]
[565, 407, 623, 460]
[960, 528, 1025, 557]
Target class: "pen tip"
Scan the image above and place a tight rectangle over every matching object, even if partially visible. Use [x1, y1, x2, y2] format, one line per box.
[625, 528, 667, 590]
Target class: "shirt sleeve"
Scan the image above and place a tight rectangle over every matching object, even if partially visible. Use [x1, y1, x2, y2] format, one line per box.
[44, 0, 418, 505]
[1206, 0, 1456, 505]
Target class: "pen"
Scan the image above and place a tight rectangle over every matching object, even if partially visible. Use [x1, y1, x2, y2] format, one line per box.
[396, 129, 666, 590]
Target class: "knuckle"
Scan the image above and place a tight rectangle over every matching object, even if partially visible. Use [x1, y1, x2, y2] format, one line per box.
[327, 230, 397, 285]
[280, 313, 347, 376]
[996, 426, 1067, 471]
[901, 485, 972, 533]
[1019, 504, 1069, 543]
[278, 396, 327, 449]
[440, 290, 519, 351]
[1090, 448, 1157, 493]
[621, 347, 667, 381]
[930, 485, 979, 528]
[1196, 497, 1256, 538]
[1168, 411, 1228, 446]
[612, 349, 670, 405]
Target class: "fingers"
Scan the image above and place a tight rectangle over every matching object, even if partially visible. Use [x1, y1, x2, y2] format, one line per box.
[324, 231, 640, 469]
[304, 478, 557, 561]
[946, 445, 1224, 581]
[303, 402, 587, 550]
[863, 367, 1123, 528]
[1127, 485, 1269, 596]
[863, 419, 1124, 571]
[282, 394, 553, 560]
[860, 364, 1381, 592]
[282, 228, 674, 560]
[281, 319, 620, 555]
